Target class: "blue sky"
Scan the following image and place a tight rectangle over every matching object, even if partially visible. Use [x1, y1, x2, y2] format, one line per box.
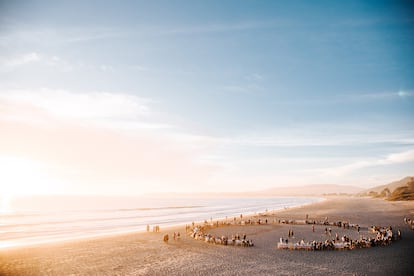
[0, 1, 413, 195]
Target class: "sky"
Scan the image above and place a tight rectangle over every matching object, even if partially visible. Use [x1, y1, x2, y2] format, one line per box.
[0, 0, 413, 196]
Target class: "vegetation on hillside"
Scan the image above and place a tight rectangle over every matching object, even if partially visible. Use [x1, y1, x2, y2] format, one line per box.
[387, 178, 414, 201]
[372, 188, 391, 198]
[361, 176, 414, 201]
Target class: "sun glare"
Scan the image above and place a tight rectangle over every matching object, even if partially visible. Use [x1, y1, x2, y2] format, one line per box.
[0, 156, 59, 198]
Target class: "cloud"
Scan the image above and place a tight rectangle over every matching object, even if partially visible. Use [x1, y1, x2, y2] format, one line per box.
[0, 88, 152, 125]
[269, 90, 414, 107]
[3, 52, 40, 67]
[1, 52, 125, 73]
[62, 28, 126, 43]
[0, 20, 274, 48]
[46, 55, 73, 71]
[245, 73, 264, 81]
[0, 118, 214, 195]
[397, 90, 414, 98]
[0, 88, 228, 147]
[227, 125, 414, 147]
[221, 85, 250, 94]
[316, 149, 414, 177]
[0, 88, 217, 194]
[1, 52, 74, 72]
[161, 21, 271, 36]
[380, 150, 414, 164]
[355, 91, 414, 100]
[0, 27, 126, 48]
[99, 64, 114, 72]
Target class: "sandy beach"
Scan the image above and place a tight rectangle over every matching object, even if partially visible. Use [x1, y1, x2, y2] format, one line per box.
[1, 196, 413, 275]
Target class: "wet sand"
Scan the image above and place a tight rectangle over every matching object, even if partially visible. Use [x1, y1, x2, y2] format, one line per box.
[1, 196, 413, 275]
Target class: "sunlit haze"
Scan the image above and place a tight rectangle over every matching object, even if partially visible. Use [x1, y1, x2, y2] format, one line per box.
[0, 1, 413, 197]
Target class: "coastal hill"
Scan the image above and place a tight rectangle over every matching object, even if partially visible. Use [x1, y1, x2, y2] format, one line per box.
[359, 176, 414, 201]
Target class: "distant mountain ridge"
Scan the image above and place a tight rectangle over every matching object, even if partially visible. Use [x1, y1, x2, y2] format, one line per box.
[146, 184, 363, 197]
[257, 184, 362, 196]
[148, 177, 413, 199]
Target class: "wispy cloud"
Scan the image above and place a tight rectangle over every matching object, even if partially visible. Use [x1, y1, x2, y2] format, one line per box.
[269, 90, 414, 107]
[353, 91, 414, 100]
[220, 83, 263, 94]
[0, 88, 216, 194]
[315, 149, 414, 177]
[245, 73, 264, 82]
[161, 20, 272, 35]
[99, 64, 114, 72]
[1, 52, 73, 72]
[0, 88, 160, 130]
[1, 52, 124, 74]
[0, 27, 127, 47]
[221, 85, 251, 94]
[0, 21, 268, 48]
[380, 150, 414, 164]
[0, 116, 213, 195]
[226, 124, 414, 148]
[3, 52, 40, 67]
[62, 28, 127, 43]
[0, 87, 411, 193]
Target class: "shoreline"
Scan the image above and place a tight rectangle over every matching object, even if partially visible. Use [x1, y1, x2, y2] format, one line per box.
[1, 196, 414, 275]
[0, 196, 323, 250]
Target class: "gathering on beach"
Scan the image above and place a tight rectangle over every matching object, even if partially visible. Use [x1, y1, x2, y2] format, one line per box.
[157, 209, 406, 253]
[2, 0, 414, 275]
[1, 196, 414, 275]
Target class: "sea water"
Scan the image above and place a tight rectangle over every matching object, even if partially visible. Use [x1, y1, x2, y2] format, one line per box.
[0, 195, 322, 248]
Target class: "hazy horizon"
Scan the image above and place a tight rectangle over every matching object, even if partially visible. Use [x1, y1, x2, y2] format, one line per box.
[0, 1, 413, 198]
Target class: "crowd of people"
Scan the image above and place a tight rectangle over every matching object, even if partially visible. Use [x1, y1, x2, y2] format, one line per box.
[186, 225, 254, 247]
[277, 221, 401, 251]
[279, 217, 361, 231]
[158, 214, 407, 251]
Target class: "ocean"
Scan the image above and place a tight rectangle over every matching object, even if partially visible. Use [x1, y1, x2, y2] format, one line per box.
[0, 195, 322, 249]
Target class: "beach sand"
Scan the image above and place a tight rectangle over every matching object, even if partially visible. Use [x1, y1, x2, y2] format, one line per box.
[1, 196, 413, 275]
